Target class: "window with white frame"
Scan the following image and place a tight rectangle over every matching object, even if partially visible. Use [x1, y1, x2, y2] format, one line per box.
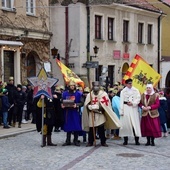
[138, 22, 144, 43]
[2, 0, 14, 9]
[26, 0, 35, 15]
[95, 15, 102, 39]
[108, 17, 114, 40]
[123, 20, 129, 42]
[148, 24, 152, 44]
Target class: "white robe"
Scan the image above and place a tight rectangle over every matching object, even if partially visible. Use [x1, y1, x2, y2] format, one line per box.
[119, 86, 141, 137]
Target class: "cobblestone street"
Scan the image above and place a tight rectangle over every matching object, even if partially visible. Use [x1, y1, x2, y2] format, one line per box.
[0, 128, 170, 170]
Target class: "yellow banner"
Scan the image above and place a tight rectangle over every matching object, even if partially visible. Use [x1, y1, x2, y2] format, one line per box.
[123, 54, 161, 93]
[56, 59, 84, 88]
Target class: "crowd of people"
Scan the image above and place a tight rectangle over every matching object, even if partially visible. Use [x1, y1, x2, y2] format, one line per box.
[0, 77, 35, 129]
[0, 76, 170, 148]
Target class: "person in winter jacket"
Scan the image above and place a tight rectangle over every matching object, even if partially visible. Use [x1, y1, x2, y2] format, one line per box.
[1, 89, 11, 128]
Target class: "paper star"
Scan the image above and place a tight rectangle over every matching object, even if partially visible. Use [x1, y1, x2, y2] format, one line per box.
[28, 67, 58, 98]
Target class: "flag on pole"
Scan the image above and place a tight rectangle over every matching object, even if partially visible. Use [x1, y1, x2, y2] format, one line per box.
[56, 59, 85, 88]
[123, 54, 161, 93]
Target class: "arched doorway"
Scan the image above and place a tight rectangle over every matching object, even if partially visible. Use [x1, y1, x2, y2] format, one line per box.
[26, 51, 38, 77]
[122, 62, 129, 77]
[165, 71, 170, 88]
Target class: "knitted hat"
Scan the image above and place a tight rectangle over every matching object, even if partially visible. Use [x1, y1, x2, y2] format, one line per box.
[17, 84, 22, 89]
[84, 87, 90, 93]
[55, 86, 60, 92]
[9, 77, 14, 81]
[60, 85, 65, 90]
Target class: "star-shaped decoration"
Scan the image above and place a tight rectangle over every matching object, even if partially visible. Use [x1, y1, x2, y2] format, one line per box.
[28, 67, 58, 98]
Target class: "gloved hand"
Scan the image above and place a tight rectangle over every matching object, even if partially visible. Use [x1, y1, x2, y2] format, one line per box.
[88, 104, 99, 110]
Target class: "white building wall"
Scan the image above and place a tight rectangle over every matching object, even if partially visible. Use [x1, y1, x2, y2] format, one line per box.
[68, 3, 87, 76]
[50, 4, 66, 85]
[89, 4, 159, 82]
[51, 2, 160, 84]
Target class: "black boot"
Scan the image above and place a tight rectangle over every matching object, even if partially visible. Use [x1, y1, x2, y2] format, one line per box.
[135, 137, 140, 145]
[151, 137, 155, 146]
[47, 135, 57, 146]
[73, 132, 80, 146]
[41, 135, 47, 147]
[123, 137, 128, 145]
[62, 132, 71, 146]
[145, 137, 150, 146]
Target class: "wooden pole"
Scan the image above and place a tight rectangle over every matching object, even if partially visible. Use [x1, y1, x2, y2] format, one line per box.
[41, 98, 44, 147]
[87, 76, 96, 146]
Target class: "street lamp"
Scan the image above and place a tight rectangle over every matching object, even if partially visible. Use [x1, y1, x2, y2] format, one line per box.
[90, 45, 99, 61]
[51, 47, 59, 59]
[93, 46, 99, 58]
[82, 45, 99, 68]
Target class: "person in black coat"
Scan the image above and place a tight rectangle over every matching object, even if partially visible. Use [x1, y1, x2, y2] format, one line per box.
[158, 91, 168, 137]
[5, 77, 17, 126]
[13, 84, 26, 128]
[35, 94, 57, 147]
[52, 86, 64, 132]
[27, 85, 36, 123]
[1, 89, 10, 128]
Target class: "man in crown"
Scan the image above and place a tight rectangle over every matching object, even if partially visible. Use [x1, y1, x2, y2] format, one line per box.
[61, 81, 83, 146]
[82, 81, 121, 147]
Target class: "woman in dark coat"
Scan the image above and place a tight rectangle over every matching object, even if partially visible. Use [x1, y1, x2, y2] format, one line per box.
[158, 91, 168, 137]
[164, 87, 170, 129]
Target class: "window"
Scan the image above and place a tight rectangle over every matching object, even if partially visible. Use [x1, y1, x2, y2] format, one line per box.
[2, 0, 13, 9]
[95, 15, 102, 39]
[4, 51, 14, 82]
[27, 53, 36, 77]
[148, 24, 152, 44]
[26, 0, 35, 15]
[123, 20, 129, 42]
[138, 23, 143, 43]
[108, 18, 114, 40]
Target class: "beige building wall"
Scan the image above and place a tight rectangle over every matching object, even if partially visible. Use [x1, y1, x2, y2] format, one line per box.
[0, 0, 52, 85]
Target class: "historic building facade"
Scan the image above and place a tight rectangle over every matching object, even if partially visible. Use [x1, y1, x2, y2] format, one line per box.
[0, 0, 52, 84]
[50, 0, 161, 86]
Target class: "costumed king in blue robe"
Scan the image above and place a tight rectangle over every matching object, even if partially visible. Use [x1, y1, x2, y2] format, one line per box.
[61, 81, 83, 146]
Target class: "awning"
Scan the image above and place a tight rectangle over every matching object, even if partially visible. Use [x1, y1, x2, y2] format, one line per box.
[0, 40, 23, 46]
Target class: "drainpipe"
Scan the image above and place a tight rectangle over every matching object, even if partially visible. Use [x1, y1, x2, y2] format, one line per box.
[86, 0, 90, 79]
[158, 11, 162, 88]
[65, 6, 69, 66]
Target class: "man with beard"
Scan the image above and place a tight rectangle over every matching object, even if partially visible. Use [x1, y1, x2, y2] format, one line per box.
[61, 81, 83, 146]
[82, 81, 121, 147]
